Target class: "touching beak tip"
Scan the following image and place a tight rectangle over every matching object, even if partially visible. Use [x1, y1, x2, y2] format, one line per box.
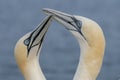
[42, 8, 53, 15]
[42, 8, 73, 19]
[42, 8, 49, 12]
[43, 8, 62, 16]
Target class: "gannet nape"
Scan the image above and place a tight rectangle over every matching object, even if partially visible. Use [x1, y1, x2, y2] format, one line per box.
[43, 8, 105, 80]
[14, 15, 52, 80]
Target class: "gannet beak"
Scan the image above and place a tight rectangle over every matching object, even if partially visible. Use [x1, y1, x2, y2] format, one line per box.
[24, 15, 52, 56]
[43, 8, 83, 36]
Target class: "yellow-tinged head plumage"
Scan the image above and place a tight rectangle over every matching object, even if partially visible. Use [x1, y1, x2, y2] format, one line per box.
[15, 33, 29, 69]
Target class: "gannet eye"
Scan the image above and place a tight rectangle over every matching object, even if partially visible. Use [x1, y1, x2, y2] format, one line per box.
[71, 17, 82, 30]
[75, 20, 82, 30]
[24, 38, 30, 46]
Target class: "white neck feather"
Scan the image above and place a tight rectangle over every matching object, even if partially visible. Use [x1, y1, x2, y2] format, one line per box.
[73, 33, 105, 80]
[23, 59, 46, 80]
[73, 46, 93, 80]
[73, 37, 92, 80]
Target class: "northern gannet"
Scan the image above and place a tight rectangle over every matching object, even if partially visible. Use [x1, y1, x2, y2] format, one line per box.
[43, 8, 105, 80]
[14, 15, 52, 80]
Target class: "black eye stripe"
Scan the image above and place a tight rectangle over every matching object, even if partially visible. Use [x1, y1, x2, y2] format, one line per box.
[62, 16, 82, 33]
[61, 16, 86, 40]
[71, 17, 82, 30]
[54, 13, 82, 31]
[23, 16, 52, 57]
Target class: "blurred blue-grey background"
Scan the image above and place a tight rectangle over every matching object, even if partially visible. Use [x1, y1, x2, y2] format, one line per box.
[0, 0, 120, 80]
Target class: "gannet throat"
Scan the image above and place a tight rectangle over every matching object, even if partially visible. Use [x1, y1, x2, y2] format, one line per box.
[14, 15, 52, 80]
[43, 8, 105, 80]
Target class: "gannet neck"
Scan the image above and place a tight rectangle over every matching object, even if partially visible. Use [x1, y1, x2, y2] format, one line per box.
[74, 41, 105, 80]
[71, 19, 105, 80]
[23, 59, 46, 80]
[73, 18, 105, 80]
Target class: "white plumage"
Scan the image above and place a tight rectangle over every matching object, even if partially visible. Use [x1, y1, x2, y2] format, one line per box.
[43, 8, 105, 80]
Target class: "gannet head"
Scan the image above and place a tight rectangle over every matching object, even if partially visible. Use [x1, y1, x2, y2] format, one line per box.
[43, 8, 106, 79]
[43, 8, 105, 49]
[14, 15, 52, 74]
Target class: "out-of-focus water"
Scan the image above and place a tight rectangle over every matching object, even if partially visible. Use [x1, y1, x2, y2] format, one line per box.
[0, 0, 120, 80]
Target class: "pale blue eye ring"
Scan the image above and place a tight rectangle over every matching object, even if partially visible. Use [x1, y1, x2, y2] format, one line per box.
[24, 38, 30, 46]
